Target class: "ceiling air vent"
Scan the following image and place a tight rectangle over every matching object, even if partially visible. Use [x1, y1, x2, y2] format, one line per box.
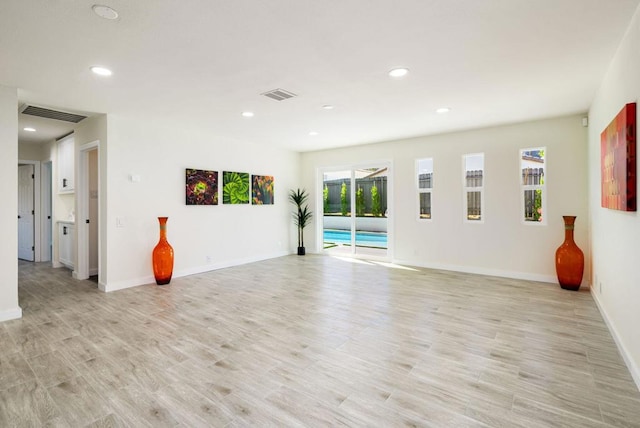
[261, 88, 297, 101]
[20, 104, 87, 123]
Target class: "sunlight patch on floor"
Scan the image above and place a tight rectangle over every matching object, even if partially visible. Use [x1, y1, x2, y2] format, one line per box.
[370, 261, 419, 271]
[328, 256, 418, 271]
[330, 256, 375, 265]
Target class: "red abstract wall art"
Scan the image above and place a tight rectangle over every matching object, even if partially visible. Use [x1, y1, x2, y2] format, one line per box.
[186, 168, 218, 205]
[601, 103, 636, 211]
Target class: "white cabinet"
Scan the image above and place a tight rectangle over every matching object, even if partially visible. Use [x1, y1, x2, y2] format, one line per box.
[58, 222, 75, 269]
[57, 135, 74, 193]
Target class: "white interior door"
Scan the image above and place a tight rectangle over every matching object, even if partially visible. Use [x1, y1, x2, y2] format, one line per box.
[18, 164, 35, 261]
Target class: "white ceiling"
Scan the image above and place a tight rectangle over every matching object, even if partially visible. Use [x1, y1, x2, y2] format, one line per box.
[2, 0, 639, 151]
[18, 113, 74, 145]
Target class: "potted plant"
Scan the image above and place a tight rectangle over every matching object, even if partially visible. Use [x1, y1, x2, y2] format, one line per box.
[289, 188, 313, 255]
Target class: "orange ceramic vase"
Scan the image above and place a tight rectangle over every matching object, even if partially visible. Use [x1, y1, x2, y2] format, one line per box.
[152, 217, 174, 285]
[555, 216, 584, 291]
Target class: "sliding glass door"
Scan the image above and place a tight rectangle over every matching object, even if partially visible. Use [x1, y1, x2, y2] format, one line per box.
[322, 170, 351, 255]
[321, 164, 390, 259]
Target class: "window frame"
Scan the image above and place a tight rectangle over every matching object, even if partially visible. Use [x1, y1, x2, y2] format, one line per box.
[416, 158, 433, 221]
[463, 153, 484, 224]
[520, 147, 547, 226]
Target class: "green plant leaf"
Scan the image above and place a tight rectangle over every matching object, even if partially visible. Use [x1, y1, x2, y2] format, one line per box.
[223, 172, 249, 204]
[289, 188, 313, 247]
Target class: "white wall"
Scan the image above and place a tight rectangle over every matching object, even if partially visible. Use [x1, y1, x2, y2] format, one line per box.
[588, 5, 640, 387]
[103, 115, 299, 291]
[301, 115, 588, 283]
[0, 85, 21, 321]
[18, 142, 43, 161]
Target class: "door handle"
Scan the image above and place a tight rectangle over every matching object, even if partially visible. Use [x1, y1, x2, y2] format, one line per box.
[63, 226, 67, 235]
[18, 215, 21, 219]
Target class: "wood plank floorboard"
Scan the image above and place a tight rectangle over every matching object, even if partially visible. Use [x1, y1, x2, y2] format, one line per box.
[3, 255, 640, 427]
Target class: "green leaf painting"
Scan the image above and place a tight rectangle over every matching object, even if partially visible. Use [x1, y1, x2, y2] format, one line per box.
[223, 171, 250, 204]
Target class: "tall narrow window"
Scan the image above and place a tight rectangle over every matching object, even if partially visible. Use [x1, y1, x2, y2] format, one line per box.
[417, 158, 433, 220]
[521, 148, 545, 224]
[463, 153, 484, 222]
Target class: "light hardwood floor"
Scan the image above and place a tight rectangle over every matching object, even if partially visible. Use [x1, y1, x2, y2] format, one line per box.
[2, 256, 640, 427]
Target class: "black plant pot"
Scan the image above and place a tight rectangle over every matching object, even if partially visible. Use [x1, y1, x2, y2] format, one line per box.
[297, 247, 306, 256]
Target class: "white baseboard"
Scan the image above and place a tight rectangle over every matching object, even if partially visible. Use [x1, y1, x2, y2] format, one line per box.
[0, 307, 22, 322]
[392, 258, 559, 284]
[101, 251, 290, 293]
[591, 289, 640, 392]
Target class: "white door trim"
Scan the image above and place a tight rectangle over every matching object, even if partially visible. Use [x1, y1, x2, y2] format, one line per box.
[75, 140, 100, 281]
[40, 161, 52, 262]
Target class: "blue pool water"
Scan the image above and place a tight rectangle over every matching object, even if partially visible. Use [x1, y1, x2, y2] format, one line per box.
[324, 229, 387, 248]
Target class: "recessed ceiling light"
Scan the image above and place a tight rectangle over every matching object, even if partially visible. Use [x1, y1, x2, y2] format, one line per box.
[90, 66, 112, 76]
[436, 107, 451, 114]
[92, 5, 119, 20]
[242, 111, 254, 117]
[309, 131, 319, 136]
[388, 68, 409, 78]
[322, 105, 334, 110]
[23, 127, 36, 132]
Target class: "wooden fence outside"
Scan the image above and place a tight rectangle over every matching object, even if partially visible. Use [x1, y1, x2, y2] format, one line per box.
[523, 167, 544, 221]
[324, 177, 388, 215]
[325, 168, 543, 220]
[465, 170, 483, 220]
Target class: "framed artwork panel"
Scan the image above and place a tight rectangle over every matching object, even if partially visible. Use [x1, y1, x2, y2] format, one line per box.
[223, 171, 250, 204]
[601, 103, 636, 211]
[186, 168, 218, 205]
[252, 175, 274, 205]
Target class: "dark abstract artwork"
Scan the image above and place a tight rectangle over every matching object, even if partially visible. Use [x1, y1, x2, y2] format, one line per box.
[252, 175, 274, 205]
[223, 171, 250, 204]
[185, 168, 218, 205]
[601, 103, 636, 211]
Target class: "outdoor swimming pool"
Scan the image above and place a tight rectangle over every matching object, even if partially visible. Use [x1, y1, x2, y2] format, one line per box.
[323, 229, 388, 248]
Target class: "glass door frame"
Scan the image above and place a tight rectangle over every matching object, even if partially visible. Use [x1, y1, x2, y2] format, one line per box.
[316, 160, 393, 261]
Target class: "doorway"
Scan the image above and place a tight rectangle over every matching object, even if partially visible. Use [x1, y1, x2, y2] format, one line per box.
[87, 148, 98, 277]
[18, 164, 35, 261]
[320, 163, 391, 259]
[76, 141, 100, 282]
